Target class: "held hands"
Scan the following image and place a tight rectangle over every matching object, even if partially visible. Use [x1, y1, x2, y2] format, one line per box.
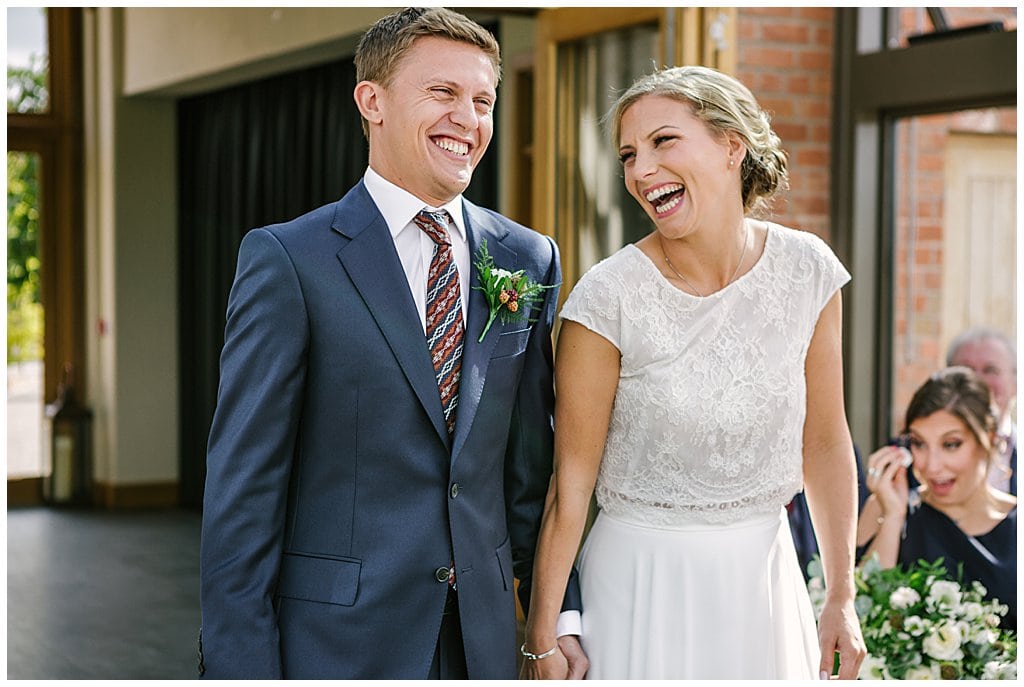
[864, 445, 912, 518]
[518, 636, 588, 680]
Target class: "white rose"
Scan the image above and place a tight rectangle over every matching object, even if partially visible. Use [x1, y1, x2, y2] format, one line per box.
[922, 623, 964, 661]
[858, 654, 890, 680]
[970, 627, 998, 645]
[926, 580, 963, 610]
[982, 661, 1017, 680]
[889, 586, 921, 609]
[904, 615, 927, 636]
[960, 601, 984, 621]
[904, 663, 941, 680]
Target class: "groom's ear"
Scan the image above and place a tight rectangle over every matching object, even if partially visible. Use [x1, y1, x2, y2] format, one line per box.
[354, 80, 384, 127]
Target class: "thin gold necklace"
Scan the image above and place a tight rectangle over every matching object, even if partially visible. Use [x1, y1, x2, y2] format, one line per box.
[660, 226, 749, 298]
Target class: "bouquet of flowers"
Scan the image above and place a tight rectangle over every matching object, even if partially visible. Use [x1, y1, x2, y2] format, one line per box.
[807, 555, 1016, 679]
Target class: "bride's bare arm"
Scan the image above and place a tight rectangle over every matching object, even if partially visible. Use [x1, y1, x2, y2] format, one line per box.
[802, 291, 866, 680]
[520, 321, 620, 680]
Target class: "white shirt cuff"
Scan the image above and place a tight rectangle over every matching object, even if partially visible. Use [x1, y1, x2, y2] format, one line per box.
[556, 610, 582, 637]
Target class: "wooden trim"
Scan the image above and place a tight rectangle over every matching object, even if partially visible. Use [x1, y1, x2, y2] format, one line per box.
[8, 478, 45, 507]
[93, 481, 181, 509]
[539, 7, 663, 44]
[705, 8, 738, 73]
[850, 28, 1015, 115]
[7, 9, 86, 407]
[678, 8, 703, 65]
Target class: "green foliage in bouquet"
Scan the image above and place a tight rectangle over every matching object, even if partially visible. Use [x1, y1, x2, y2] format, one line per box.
[807, 555, 1016, 679]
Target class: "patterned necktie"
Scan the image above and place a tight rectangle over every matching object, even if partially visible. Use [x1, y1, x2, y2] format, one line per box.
[414, 210, 464, 437]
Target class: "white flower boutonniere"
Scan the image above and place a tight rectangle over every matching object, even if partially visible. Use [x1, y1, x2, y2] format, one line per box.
[472, 240, 558, 343]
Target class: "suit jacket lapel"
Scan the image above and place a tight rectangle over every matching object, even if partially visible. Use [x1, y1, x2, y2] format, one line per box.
[332, 183, 451, 449]
[451, 204, 516, 461]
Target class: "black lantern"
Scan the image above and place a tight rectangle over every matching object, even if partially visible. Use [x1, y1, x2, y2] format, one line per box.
[43, 363, 93, 506]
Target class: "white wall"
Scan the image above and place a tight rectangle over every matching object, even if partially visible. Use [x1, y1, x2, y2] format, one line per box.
[85, 7, 532, 496]
[85, 8, 179, 488]
[122, 7, 388, 96]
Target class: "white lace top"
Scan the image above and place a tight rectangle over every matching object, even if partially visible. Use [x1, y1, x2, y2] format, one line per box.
[559, 223, 851, 526]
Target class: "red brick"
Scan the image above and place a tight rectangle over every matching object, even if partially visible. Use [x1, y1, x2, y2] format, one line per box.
[737, 19, 759, 41]
[799, 99, 831, 119]
[809, 125, 832, 143]
[798, 49, 831, 71]
[773, 123, 806, 142]
[743, 7, 798, 18]
[796, 147, 829, 167]
[763, 22, 810, 44]
[758, 72, 785, 93]
[799, 7, 834, 22]
[743, 47, 795, 68]
[787, 74, 811, 94]
[759, 97, 795, 117]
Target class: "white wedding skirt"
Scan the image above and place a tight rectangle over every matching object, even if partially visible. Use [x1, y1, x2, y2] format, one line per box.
[578, 508, 820, 679]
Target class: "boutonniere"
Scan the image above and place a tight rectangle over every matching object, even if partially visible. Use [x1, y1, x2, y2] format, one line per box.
[473, 240, 558, 343]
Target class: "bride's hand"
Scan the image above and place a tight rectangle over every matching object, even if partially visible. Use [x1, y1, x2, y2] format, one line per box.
[557, 635, 589, 679]
[817, 595, 866, 679]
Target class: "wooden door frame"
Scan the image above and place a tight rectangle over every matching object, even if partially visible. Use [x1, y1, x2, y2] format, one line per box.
[7, 8, 85, 503]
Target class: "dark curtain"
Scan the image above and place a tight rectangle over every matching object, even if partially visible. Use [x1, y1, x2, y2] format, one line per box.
[178, 53, 498, 508]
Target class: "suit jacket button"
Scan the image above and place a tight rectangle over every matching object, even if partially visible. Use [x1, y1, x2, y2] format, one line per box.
[435, 566, 451, 583]
[449, 483, 460, 499]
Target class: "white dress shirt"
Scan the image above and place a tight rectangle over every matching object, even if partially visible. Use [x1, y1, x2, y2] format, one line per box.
[363, 167, 470, 332]
[362, 167, 583, 640]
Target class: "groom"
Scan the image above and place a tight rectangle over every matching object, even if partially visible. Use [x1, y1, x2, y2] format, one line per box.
[199, 7, 583, 679]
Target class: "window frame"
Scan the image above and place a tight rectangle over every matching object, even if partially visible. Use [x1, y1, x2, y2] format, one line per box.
[7, 8, 85, 407]
[831, 8, 1016, 449]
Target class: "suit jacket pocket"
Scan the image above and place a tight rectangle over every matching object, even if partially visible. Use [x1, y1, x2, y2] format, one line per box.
[491, 328, 530, 360]
[495, 535, 513, 591]
[277, 552, 362, 606]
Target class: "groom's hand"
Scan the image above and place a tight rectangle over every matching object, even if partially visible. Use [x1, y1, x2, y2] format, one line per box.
[557, 635, 588, 679]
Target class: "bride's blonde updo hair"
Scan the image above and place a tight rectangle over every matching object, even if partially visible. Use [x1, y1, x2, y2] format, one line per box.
[610, 65, 788, 218]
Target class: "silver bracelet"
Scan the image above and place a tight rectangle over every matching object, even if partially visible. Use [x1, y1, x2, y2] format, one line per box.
[520, 642, 558, 661]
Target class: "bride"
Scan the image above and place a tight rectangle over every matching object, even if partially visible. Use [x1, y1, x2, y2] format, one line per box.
[519, 66, 865, 680]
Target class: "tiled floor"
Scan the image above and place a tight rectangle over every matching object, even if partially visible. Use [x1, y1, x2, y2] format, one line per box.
[6, 507, 202, 679]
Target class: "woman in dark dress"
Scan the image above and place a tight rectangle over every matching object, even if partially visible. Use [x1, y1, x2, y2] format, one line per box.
[857, 367, 1016, 629]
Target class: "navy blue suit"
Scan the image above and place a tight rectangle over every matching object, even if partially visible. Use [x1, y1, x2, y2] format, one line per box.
[199, 182, 579, 678]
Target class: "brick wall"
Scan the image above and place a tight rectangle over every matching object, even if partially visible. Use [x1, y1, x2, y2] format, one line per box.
[735, 7, 1016, 436]
[736, 7, 834, 240]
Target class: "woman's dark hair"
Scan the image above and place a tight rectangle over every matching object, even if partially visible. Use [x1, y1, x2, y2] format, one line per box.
[904, 366, 999, 460]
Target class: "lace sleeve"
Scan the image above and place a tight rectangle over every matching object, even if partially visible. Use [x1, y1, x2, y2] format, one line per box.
[807, 232, 851, 317]
[558, 261, 622, 350]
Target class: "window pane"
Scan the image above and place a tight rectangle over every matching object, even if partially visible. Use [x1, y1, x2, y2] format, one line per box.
[894, 7, 1017, 48]
[890, 107, 1016, 434]
[556, 23, 659, 281]
[6, 7, 49, 113]
[8, 151, 45, 478]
